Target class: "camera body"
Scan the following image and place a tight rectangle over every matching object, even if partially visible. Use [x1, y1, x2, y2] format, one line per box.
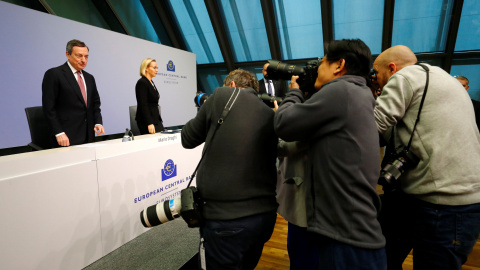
[258, 93, 283, 108]
[179, 186, 203, 228]
[140, 186, 203, 228]
[379, 148, 419, 191]
[266, 59, 319, 92]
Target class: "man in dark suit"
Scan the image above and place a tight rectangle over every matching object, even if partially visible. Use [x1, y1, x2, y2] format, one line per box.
[258, 62, 287, 107]
[42, 39, 104, 147]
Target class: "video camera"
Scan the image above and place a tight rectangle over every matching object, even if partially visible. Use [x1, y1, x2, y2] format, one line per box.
[266, 59, 319, 92]
[140, 186, 203, 228]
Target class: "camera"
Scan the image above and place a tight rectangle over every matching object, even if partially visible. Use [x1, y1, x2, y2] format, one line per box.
[258, 93, 283, 108]
[140, 186, 203, 228]
[194, 92, 209, 108]
[378, 148, 419, 191]
[266, 59, 319, 91]
[367, 69, 382, 97]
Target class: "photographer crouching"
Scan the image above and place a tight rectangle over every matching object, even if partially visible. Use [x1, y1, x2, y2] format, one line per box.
[181, 69, 278, 270]
[373, 45, 480, 270]
[275, 39, 386, 270]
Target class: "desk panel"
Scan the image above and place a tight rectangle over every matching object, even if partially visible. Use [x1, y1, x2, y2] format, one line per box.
[0, 147, 96, 180]
[95, 133, 202, 255]
[0, 157, 102, 270]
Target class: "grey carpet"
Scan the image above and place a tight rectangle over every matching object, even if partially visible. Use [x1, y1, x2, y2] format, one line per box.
[83, 219, 199, 270]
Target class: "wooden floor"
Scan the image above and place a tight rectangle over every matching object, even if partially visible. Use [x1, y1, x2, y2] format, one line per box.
[255, 214, 480, 270]
[256, 214, 290, 270]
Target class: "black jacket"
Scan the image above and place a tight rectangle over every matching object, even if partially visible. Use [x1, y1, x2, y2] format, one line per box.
[42, 62, 102, 146]
[181, 86, 278, 220]
[135, 76, 162, 125]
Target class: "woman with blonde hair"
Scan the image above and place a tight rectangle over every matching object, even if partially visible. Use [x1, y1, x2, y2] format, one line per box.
[135, 58, 163, 134]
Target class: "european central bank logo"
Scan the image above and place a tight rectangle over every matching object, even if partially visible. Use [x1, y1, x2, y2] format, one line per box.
[167, 60, 175, 72]
[162, 159, 177, 181]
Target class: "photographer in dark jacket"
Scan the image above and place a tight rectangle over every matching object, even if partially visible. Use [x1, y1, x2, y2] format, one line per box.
[181, 69, 278, 270]
[275, 39, 386, 270]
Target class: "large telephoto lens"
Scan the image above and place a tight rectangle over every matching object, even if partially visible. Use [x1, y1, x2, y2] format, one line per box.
[140, 197, 182, 228]
[267, 60, 306, 82]
[267, 59, 319, 91]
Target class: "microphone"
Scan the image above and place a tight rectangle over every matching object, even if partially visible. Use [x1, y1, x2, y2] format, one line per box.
[122, 128, 134, 142]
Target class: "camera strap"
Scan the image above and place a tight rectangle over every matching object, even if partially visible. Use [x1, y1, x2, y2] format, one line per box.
[187, 87, 241, 188]
[405, 63, 430, 151]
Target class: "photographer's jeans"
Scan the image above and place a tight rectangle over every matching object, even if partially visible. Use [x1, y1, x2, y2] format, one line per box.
[199, 210, 276, 270]
[379, 192, 480, 270]
[287, 222, 319, 270]
[312, 234, 386, 270]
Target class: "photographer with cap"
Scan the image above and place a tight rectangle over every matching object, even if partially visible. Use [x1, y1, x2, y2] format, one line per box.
[181, 69, 278, 270]
[275, 39, 386, 270]
[373, 45, 480, 270]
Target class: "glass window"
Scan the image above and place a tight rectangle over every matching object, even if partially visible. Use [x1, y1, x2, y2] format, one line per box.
[218, 0, 271, 62]
[239, 65, 265, 82]
[108, 0, 160, 43]
[332, 0, 384, 55]
[392, 0, 454, 53]
[166, 0, 224, 64]
[197, 67, 229, 93]
[450, 58, 480, 101]
[2, 0, 49, 13]
[273, 0, 323, 60]
[417, 58, 443, 67]
[139, 0, 173, 46]
[43, 0, 111, 30]
[455, 0, 480, 51]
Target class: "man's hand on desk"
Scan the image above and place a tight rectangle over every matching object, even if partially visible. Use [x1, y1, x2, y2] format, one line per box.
[94, 124, 105, 136]
[56, 133, 70, 147]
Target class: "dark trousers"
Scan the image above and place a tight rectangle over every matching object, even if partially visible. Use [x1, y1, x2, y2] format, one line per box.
[312, 234, 386, 270]
[379, 191, 480, 270]
[199, 210, 277, 270]
[287, 222, 319, 270]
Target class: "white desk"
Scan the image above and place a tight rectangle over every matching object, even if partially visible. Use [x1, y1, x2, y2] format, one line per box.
[0, 133, 202, 270]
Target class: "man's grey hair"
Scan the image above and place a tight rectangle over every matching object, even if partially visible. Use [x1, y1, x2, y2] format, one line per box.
[224, 69, 259, 92]
[66, 39, 88, 54]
